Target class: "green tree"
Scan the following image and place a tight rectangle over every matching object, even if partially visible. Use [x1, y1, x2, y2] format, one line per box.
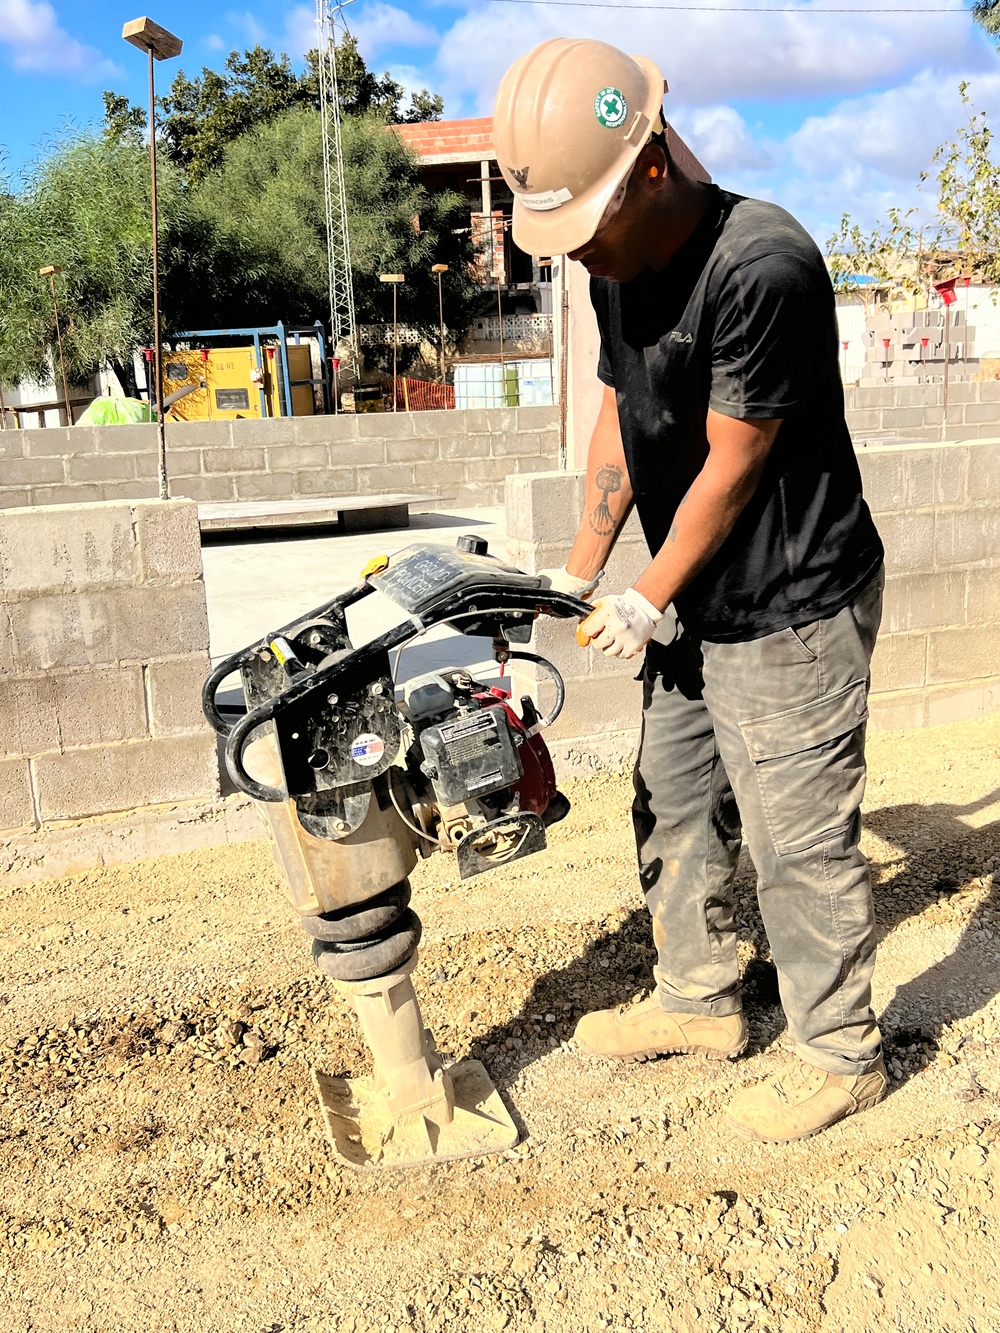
[103, 38, 443, 186]
[972, 0, 1000, 38]
[191, 109, 475, 367]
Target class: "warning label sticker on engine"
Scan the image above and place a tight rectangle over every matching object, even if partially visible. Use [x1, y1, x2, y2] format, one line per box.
[351, 733, 385, 767]
[440, 713, 496, 742]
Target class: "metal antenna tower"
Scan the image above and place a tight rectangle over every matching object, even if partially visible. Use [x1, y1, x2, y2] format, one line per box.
[316, 0, 357, 375]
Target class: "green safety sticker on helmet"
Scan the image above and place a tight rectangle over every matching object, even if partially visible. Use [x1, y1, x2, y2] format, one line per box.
[594, 87, 628, 129]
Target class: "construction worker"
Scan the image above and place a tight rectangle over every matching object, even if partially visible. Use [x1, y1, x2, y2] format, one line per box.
[493, 38, 887, 1143]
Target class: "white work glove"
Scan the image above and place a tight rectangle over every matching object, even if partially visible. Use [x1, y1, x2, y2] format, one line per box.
[538, 566, 604, 599]
[578, 589, 663, 659]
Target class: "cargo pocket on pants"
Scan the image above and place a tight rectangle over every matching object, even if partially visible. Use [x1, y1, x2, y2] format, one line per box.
[738, 679, 869, 856]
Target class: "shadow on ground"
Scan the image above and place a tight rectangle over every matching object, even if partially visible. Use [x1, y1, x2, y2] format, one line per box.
[468, 789, 1000, 1094]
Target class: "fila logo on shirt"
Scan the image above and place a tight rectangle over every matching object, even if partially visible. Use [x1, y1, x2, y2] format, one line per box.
[668, 330, 693, 344]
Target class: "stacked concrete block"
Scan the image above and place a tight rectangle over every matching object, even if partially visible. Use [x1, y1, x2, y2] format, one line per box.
[0, 406, 560, 513]
[0, 499, 219, 833]
[504, 441, 1000, 767]
[862, 308, 977, 386]
[844, 381, 1000, 445]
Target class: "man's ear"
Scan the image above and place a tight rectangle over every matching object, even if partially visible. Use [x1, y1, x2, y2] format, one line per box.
[637, 141, 669, 189]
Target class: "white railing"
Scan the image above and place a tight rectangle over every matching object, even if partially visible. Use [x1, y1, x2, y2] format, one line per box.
[357, 324, 424, 346]
[471, 314, 553, 342]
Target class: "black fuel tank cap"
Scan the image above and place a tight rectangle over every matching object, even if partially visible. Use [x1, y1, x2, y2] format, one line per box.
[456, 534, 489, 555]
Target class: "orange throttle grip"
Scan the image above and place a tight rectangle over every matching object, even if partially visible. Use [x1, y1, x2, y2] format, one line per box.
[576, 623, 593, 647]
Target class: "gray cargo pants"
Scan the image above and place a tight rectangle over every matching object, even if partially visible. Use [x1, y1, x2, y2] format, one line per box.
[634, 569, 884, 1076]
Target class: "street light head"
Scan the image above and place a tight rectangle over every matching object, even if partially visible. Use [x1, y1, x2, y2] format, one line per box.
[122, 17, 183, 60]
[39, 265, 62, 277]
[379, 274, 405, 283]
[431, 264, 449, 274]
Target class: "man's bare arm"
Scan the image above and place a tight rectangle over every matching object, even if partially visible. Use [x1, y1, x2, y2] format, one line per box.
[564, 384, 634, 581]
[632, 409, 781, 613]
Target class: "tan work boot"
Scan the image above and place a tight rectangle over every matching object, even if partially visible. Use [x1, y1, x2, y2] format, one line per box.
[725, 1054, 887, 1143]
[574, 995, 748, 1063]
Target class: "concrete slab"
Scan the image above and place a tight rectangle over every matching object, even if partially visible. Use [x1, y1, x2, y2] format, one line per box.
[198, 494, 429, 534]
[201, 504, 512, 689]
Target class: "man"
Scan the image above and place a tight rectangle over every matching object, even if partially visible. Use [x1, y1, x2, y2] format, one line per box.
[493, 38, 887, 1143]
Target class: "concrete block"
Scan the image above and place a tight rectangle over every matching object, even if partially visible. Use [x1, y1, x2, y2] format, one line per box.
[264, 443, 329, 471]
[356, 463, 414, 493]
[146, 654, 212, 737]
[933, 509, 1000, 568]
[893, 385, 939, 407]
[170, 475, 236, 503]
[968, 441, 1000, 498]
[445, 482, 499, 509]
[0, 757, 36, 830]
[233, 471, 296, 500]
[0, 489, 32, 509]
[463, 457, 514, 483]
[29, 484, 103, 507]
[296, 467, 357, 496]
[67, 453, 136, 482]
[229, 418, 295, 446]
[872, 510, 935, 574]
[0, 665, 149, 753]
[867, 690, 925, 732]
[869, 632, 926, 692]
[9, 583, 209, 671]
[880, 407, 926, 430]
[925, 682, 988, 727]
[386, 436, 440, 463]
[856, 386, 895, 409]
[0, 500, 140, 600]
[151, 449, 200, 479]
[516, 455, 555, 474]
[935, 445, 968, 505]
[0, 432, 24, 460]
[977, 382, 1000, 402]
[505, 470, 584, 544]
[21, 427, 93, 458]
[167, 421, 232, 449]
[410, 460, 451, 494]
[966, 566, 1000, 623]
[491, 432, 539, 457]
[357, 412, 414, 439]
[93, 424, 159, 456]
[926, 626, 1000, 684]
[203, 447, 266, 474]
[545, 673, 643, 743]
[845, 410, 882, 436]
[33, 733, 219, 821]
[442, 434, 487, 460]
[132, 499, 203, 584]
[963, 402, 1000, 425]
[946, 384, 977, 405]
[883, 571, 965, 632]
[294, 415, 358, 444]
[329, 439, 388, 466]
[0, 457, 64, 486]
[413, 411, 467, 438]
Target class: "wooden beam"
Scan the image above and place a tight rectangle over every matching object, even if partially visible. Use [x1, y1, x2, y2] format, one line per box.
[122, 17, 183, 61]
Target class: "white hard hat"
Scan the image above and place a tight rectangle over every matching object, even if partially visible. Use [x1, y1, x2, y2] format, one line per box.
[493, 38, 666, 256]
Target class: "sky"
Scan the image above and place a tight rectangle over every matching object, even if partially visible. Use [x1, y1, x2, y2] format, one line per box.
[1, 0, 999, 243]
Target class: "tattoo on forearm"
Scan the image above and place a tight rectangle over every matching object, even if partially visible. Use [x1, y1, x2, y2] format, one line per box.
[590, 464, 623, 536]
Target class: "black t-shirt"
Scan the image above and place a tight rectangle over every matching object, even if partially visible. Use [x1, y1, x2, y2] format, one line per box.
[592, 186, 884, 643]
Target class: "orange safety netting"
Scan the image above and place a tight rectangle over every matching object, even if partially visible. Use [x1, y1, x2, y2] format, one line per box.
[384, 378, 455, 412]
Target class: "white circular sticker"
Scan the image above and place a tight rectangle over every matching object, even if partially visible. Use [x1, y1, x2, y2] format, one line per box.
[351, 733, 385, 767]
[595, 87, 628, 129]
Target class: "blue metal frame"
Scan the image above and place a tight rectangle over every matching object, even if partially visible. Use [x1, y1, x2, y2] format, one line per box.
[167, 322, 330, 418]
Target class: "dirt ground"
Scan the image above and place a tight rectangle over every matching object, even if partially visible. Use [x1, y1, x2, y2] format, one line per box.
[3, 715, 1000, 1332]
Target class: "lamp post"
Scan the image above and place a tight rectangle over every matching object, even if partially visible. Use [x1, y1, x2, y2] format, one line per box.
[379, 274, 405, 411]
[39, 265, 73, 425]
[122, 16, 183, 500]
[431, 264, 448, 385]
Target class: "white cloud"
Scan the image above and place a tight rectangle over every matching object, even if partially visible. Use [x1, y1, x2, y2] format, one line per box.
[670, 105, 774, 174]
[0, 0, 116, 77]
[204, 34, 227, 52]
[225, 9, 271, 47]
[433, 0, 988, 112]
[349, 3, 440, 59]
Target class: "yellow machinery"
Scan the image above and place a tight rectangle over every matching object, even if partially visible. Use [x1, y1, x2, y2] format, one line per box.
[163, 322, 330, 421]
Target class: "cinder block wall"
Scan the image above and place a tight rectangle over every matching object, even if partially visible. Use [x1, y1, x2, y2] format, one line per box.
[505, 437, 1000, 769]
[0, 406, 559, 513]
[844, 381, 1000, 442]
[0, 499, 219, 834]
